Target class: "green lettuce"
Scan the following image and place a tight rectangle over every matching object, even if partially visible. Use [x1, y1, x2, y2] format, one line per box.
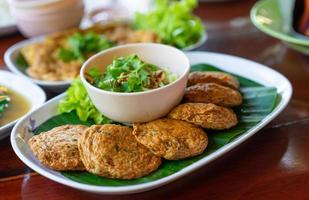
[58, 78, 111, 124]
[134, 0, 205, 48]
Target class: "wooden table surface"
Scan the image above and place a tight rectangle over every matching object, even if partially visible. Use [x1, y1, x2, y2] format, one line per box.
[1, 1, 309, 199]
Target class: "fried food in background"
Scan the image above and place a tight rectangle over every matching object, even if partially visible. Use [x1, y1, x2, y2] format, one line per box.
[21, 23, 160, 81]
[86, 23, 161, 44]
[28, 125, 87, 171]
[22, 43, 82, 81]
[133, 119, 208, 160]
[78, 124, 161, 179]
[21, 28, 83, 81]
[188, 71, 240, 90]
[184, 83, 242, 107]
[168, 103, 238, 130]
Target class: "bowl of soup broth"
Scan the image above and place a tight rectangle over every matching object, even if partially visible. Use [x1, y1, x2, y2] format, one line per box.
[0, 70, 46, 139]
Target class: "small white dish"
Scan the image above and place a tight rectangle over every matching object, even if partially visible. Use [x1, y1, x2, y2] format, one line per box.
[11, 51, 292, 194]
[0, 70, 46, 139]
[80, 43, 190, 123]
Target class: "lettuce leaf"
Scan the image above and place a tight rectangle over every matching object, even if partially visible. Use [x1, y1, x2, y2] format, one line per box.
[134, 0, 205, 48]
[58, 78, 111, 124]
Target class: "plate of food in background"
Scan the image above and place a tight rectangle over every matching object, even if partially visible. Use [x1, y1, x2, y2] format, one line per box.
[0, 70, 45, 139]
[251, 0, 309, 54]
[11, 43, 292, 194]
[4, 0, 206, 92]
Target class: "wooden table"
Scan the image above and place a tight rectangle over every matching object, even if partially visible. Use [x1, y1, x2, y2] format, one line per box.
[1, 0, 309, 199]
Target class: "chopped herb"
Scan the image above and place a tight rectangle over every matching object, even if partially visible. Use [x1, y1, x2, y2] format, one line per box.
[57, 48, 76, 62]
[87, 54, 177, 93]
[15, 53, 29, 69]
[0, 86, 10, 117]
[57, 32, 114, 62]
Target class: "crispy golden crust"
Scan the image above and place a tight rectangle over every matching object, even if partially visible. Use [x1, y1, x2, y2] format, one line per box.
[184, 83, 242, 107]
[188, 71, 240, 89]
[78, 124, 161, 179]
[168, 103, 238, 130]
[133, 119, 208, 160]
[28, 125, 87, 171]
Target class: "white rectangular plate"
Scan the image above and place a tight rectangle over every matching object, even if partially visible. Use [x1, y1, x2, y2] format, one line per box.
[10, 52, 292, 194]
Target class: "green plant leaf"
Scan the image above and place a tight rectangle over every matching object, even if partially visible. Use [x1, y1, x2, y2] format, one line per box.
[15, 53, 29, 70]
[58, 78, 112, 125]
[57, 48, 77, 62]
[33, 63, 279, 186]
[134, 0, 205, 48]
[57, 32, 113, 62]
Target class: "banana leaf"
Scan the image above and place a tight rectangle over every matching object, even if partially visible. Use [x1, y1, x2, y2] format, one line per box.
[33, 63, 279, 186]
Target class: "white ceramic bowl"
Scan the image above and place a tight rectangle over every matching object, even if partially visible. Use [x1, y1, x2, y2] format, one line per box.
[9, 0, 84, 37]
[80, 43, 190, 123]
[0, 70, 46, 139]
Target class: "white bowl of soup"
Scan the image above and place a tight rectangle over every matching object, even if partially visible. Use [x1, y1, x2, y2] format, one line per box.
[0, 70, 46, 139]
[80, 43, 190, 123]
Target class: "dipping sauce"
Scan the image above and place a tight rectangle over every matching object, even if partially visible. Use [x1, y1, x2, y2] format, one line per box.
[86, 54, 177, 93]
[0, 87, 31, 126]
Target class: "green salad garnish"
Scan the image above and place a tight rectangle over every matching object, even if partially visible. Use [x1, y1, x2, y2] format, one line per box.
[0, 86, 10, 117]
[87, 54, 177, 93]
[134, 0, 205, 48]
[15, 53, 29, 69]
[58, 78, 111, 124]
[57, 32, 114, 62]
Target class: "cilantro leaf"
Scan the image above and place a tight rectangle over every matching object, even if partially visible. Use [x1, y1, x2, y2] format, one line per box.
[15, 53, 29, 69]
[57, 32, 113, 62]
[88, 54, 176, 93]
[57, 48, 77, 62]
[0, 86, 10, 117]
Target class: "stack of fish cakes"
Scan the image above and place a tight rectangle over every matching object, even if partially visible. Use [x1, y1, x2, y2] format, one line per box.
[28, 71, 242, 180]
[133, 71, 243, 162]
[168, 71, 242, 130]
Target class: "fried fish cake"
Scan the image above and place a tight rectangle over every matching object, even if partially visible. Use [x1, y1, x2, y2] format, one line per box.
[133, 119, 208, 160]
[28, 125, 87, 171]
[184, 83, 242, 107]
[168, 103, 238, 130]
[188, 71, 240, 90]
[78, 124, 161, 179]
